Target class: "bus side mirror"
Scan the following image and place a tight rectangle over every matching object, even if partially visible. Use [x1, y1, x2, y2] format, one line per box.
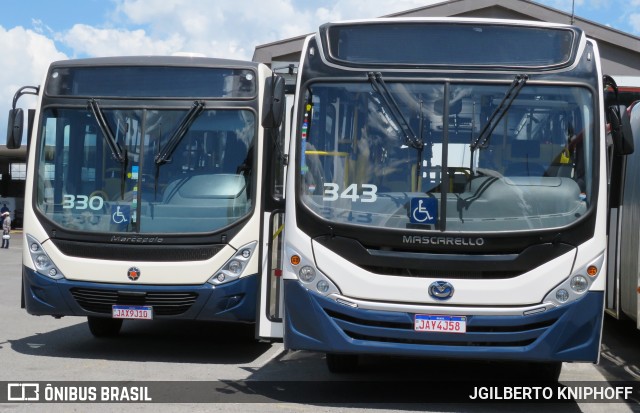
[261, 75, 285, 129]
[6, 108, 24, 149]
[609, 105, 634, 156]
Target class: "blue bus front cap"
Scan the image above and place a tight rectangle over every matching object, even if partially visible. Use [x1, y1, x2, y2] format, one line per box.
[283, 280, 603, 363]
[22, 266, 258, 323]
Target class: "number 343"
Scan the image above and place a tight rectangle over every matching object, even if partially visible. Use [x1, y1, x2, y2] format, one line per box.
[322, 183, 377, 203]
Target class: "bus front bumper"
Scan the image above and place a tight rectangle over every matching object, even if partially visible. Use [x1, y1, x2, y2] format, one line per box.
[22, 266, 257, 323]
[283, 280, 603, 363]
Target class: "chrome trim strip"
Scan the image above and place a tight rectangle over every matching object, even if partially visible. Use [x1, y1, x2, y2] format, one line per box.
[328, 293, 556, 316]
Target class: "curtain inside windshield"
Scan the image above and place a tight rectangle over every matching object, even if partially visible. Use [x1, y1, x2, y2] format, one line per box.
[36, 107, 255, 234]
[300, 82, 593, 232]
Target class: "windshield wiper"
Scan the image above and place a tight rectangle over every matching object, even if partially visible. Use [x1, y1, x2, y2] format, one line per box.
[88, 99, 126, 163]
[367, 72, 423, 150]
[88, 99, 129, 199]
[470, 74, 528, 151]
[155, 100, 205, 165]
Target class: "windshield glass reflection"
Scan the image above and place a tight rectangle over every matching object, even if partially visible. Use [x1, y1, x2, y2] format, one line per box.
[300, 82, 593, 232]
[36, 107, 256, 234]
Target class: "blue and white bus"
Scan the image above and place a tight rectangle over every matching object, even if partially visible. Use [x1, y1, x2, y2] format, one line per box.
[277, 18, 633, 378]
[6, 56, 286, 338]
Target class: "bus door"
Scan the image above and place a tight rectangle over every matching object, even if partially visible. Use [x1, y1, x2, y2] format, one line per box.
[257, 209, 285, 340]
[256, 76, 289, 340]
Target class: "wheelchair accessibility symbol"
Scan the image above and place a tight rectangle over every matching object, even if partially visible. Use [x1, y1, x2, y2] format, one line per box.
[410, 197, 437, 224]
[111, 205, 130, 225]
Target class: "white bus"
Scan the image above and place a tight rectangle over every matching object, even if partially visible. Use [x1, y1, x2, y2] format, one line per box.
[275, 18, 633, 379]
[6, 56, 287, 338]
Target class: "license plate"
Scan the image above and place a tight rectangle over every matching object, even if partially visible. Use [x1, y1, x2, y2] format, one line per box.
[112, 305, 153, 320]
[414, 314, 466, 333]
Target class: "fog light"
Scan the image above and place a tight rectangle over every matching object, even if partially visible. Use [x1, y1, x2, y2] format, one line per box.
[556, 289, 569, 303]
[299, 266, 316, 283]
[317, 280, 329, 293]
[570, 275, 588, 293]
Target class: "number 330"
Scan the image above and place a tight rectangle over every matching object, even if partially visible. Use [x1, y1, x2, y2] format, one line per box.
[62, 194, 105, 210]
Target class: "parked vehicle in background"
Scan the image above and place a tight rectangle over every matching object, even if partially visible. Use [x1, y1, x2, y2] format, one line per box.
[6, 56, 287, 338]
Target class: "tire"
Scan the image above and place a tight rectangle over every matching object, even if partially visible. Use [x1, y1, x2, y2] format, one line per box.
[87, 316, 123, 337]
[326, 353, 358, 373]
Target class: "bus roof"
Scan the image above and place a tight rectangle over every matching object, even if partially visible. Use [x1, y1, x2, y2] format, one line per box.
[49, 55, 262, 70]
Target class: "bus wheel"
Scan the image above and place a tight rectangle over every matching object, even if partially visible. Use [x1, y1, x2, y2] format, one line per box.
[326, 353, 358, 373]
[87, 316, 123, 337]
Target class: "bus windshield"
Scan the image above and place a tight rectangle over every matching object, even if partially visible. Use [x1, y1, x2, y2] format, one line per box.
[36, 106, 256, 234]
[300, 81, 594, 232]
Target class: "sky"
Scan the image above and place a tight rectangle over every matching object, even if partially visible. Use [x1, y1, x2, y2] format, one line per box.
[1, 0, 640, 145]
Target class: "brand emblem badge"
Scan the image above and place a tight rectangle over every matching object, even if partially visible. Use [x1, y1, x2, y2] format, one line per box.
[428, 281, 454, 300]
[127, 267, 141, 281]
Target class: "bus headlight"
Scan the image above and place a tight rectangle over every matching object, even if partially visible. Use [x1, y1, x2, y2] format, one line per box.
[299, 266, 316, 283]
[316, 280, 330, 293]
[286, 246, 340, 296]
[570, 275, 589, 293]
[544, 252, 604, 307]
[26, 234, 64, 280]
[555, 289, 569, 303]
[228, 260, 243, 274]
[34, 254, 51, 270]
[207, 241, 257, 286]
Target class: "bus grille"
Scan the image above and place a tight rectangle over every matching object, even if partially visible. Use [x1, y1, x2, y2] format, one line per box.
[53, 240, 224, 262]
[70, 288, 198, 316]
[324, 308, 556, 348]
